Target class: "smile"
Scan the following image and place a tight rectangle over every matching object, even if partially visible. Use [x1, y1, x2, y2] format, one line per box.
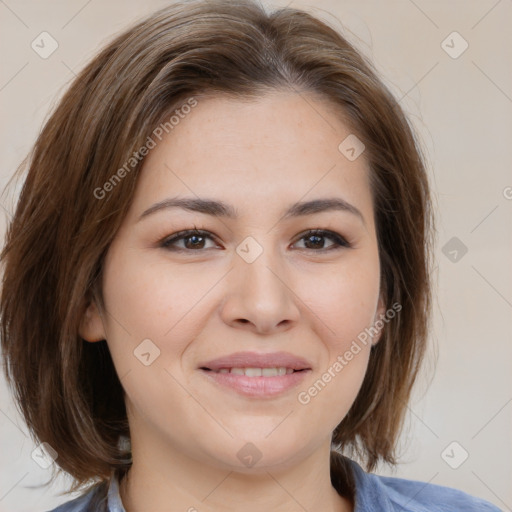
[199, 367, 311, 398]
[203, 367, 301, 376]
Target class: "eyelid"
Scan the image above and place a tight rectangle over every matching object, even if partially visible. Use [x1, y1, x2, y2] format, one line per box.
[160, 228, 219, 250]
[159, 228, 351, 252]
[292, 228, 351, 249]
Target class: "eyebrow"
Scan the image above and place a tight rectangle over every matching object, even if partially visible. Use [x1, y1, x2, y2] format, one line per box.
[138, 196, 365, 225]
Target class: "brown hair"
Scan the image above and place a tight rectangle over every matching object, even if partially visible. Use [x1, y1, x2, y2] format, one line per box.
[0, 0, 433, 500]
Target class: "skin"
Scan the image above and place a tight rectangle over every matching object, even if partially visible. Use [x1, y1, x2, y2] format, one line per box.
[80, 90, 386, 512]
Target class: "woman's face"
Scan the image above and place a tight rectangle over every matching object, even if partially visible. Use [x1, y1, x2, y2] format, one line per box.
[81, 90, 385, 472]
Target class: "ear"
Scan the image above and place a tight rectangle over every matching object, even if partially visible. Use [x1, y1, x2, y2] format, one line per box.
[371, 295, 387, 346]
[79, 300, 106, 343]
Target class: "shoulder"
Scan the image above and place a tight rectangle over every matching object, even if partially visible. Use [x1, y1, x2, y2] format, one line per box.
[44, 484, 106, 512]
[374, 474, 502, 511]
[44, 492, 93, 512]
[345, 458, 502, 511]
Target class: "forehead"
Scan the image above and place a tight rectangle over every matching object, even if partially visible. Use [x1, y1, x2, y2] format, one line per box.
[129, 91, 373, 222]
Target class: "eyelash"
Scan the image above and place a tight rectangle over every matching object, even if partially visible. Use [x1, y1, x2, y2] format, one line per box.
[159, 228, 351, 253]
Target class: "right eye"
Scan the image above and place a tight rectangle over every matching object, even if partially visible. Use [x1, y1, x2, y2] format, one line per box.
[160, 229, 220, 252]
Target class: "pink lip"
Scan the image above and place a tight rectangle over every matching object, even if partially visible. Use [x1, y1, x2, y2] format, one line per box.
[198, 351, 312, 398]
[199, 351, 312, 371]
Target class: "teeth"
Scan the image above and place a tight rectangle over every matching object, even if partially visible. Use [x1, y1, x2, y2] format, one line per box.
[214, 367, 295, 377]
[245, 367, 262, 377]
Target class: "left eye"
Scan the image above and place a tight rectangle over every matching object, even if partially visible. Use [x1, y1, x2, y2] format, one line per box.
[160, 228, 350, 252]
[293, 229, 350, 251]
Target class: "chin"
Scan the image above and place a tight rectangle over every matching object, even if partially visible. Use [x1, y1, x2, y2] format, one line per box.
[201, 433, 316, 472]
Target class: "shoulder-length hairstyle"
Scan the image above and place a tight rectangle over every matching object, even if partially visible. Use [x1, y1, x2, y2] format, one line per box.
[0, 0, 434, 498]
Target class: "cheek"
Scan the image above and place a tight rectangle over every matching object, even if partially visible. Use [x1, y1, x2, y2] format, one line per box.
[290, 251, 380, 418]
[100, 250, 225, 386]
[102, 252, 212, 339]
[297, 252, 381, 353]
[99, 253, 211, 420]
[292, 265, 379, 432]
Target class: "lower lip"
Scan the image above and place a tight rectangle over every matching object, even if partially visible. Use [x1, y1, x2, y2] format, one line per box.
[200, 369, 311, 398]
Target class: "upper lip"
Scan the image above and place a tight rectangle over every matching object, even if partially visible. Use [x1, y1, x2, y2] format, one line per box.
[199, 351, 312, 371]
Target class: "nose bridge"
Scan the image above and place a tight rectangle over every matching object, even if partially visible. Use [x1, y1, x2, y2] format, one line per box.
[221, 233, 300, 332]
[235, 233, 289, 302]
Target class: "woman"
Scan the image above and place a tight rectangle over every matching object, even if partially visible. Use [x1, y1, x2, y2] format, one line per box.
[0, 0, 501, 510]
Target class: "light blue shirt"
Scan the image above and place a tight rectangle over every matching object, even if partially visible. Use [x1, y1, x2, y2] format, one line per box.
[47, 457, 502, 511]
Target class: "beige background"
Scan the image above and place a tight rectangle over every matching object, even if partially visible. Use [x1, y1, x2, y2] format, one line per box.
[1, 0, 511, 510]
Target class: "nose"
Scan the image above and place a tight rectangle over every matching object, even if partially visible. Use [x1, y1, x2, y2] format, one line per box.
[219, 247, 300, 335]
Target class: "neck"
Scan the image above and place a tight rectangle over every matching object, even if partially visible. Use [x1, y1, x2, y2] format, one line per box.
[118, 441, 353, 512]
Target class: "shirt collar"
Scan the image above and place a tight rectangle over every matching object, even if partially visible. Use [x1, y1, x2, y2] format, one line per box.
[347, 458, 394, 511]
[107, 472, 127, 512]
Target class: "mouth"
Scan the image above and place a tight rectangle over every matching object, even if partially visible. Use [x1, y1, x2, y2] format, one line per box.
[197, 352, 312, 398]
[200, 367, 307, 376]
